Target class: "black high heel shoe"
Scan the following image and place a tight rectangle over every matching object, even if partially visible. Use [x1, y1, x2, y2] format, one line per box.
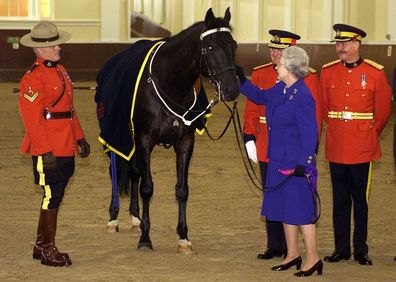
[271, 256, 302, 271]
[294, 259, 323, 277]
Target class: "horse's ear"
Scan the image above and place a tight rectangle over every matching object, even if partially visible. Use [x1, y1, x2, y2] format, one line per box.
[205, 8, 215, 24]
[223, 7, 231, 23]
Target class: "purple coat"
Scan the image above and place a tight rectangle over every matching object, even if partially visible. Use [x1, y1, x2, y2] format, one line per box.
[240, 79, 318, 224]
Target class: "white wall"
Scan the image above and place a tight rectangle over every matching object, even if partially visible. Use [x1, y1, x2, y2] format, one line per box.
[1, 0, 395, 43]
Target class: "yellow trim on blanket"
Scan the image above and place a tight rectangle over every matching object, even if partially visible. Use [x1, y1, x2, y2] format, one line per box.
[98, 136, 131, 160]
[195, 113, 213, 135]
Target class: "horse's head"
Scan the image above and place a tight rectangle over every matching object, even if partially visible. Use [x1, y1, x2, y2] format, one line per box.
[200, 8, 239, 102]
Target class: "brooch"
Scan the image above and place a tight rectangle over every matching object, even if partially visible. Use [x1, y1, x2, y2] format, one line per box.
[361, 74, 366, 89]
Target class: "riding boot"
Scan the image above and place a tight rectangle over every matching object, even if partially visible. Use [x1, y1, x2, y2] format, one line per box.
[32, 209, 45, 260]
[40, 209, 72, 267]
[33, 209, 70, 261]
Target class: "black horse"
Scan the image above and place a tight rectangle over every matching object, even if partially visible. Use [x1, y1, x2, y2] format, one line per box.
[95, 8, 239, 253]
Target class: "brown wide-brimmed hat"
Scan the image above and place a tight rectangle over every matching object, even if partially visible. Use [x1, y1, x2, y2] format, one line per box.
[20, 20, 71, 48]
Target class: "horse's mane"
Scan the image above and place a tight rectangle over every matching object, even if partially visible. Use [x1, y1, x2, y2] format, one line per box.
[163, 15, 233, 47]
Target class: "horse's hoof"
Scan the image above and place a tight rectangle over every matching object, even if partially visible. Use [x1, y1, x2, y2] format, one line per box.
[177, 239, 194, 255]
[137, 242, 153, 252]
[107, 220, 119, 233]
[131, 215, 141, 230]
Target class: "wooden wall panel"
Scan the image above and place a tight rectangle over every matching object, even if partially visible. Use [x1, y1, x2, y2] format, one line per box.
[1, 30, 395, 83]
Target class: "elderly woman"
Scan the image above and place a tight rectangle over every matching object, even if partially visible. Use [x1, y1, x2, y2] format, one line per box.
[236, 46, 322, 277]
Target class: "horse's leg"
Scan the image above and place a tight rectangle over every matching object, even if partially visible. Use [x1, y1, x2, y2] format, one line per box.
[174, 133, 195, 254]
[107, 153, 120, 233]
[129, 158, 141, 230]
[107, 198, 119, 232]
[136, 146, 154, 251]
[118, 157, 131, 196]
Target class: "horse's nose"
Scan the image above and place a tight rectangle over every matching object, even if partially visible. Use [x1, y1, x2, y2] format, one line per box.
[223, 83, 240, 101]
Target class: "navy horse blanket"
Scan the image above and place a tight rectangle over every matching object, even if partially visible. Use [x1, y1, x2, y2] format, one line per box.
[95, 40, 162, 160]
[95, 39, 211, 161]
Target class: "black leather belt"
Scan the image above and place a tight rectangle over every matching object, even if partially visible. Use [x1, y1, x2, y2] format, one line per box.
[43, 110, 73, 119]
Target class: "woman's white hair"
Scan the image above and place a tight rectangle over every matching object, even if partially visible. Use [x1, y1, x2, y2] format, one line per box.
[281, 46, 309, 79]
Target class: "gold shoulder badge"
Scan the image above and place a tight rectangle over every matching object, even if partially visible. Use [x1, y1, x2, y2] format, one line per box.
[26, 62, 39, 74]
[253, 62, 273, 71]
[322, 59, 341, 69]
[23, 86, 39, 102]
[308, 67, 316, 74]
[364, 59, 384, 70]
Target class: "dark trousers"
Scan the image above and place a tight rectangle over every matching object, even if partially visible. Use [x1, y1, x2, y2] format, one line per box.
[329, 162, 371, 255]
[260, 161, 286, 252]
[32, 156, 75, 209]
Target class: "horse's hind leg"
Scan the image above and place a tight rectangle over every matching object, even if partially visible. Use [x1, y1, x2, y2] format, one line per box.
[129, 159, 141, 230]
[174, 134, 195, 254]
[107, 197, 119, 232]
[107, 153, 121, 232]
[118, 157, 131, 196]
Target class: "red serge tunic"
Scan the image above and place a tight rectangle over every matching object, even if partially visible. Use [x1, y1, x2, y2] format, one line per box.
[320, 59, 391, 164]
[19, 58, 85, 157]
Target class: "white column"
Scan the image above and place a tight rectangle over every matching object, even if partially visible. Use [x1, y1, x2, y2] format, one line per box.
[284, 0, 293, 31]
[387, 0, 396, 40]
[100, 0, 121, 41]
[333, 0, 344, 24]
[321, 0, 333, 41]
[182, 0, 194, 28]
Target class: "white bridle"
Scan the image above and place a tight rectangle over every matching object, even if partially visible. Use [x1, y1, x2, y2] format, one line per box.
[148, 42, 216, 126]
[146, 27, 232, 127]
[200, 27, 231, 40]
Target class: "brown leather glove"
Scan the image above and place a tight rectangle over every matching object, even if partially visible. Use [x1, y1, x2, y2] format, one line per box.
[42, 152, 57, 170]
[77, 138, 90, 158]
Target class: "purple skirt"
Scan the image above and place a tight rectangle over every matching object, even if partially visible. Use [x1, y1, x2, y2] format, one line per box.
[261, 159, 317, 225]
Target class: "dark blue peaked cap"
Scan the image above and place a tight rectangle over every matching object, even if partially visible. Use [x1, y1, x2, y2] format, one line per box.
[332, 23, 366, 42]
[268, 29, 300, 49]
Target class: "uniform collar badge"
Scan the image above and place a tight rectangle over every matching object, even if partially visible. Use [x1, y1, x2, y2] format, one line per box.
[44, 60, 57, 68]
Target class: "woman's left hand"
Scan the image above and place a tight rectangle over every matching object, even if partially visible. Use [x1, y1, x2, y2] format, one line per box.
[294, 165, 306, 177]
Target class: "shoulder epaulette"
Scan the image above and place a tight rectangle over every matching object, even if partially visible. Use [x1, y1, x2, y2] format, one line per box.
[364, 59, 384, 70]
[253, 62, 273, 70]
[322, 59, 341, 69]
[308, 67, 316, 74]
[26, 62, 39, 74]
